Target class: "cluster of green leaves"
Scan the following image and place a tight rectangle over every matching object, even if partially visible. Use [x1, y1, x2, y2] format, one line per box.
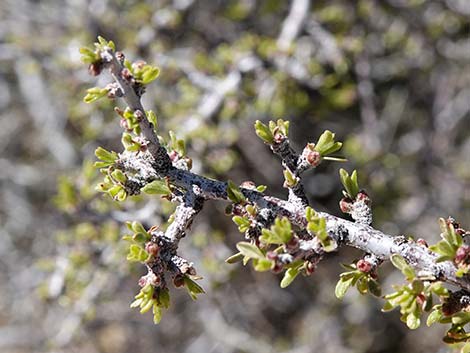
[260, 217, 292, 245]
[383, 254, 449, 330]
[305, 207, 335, 252]
[313, 130, 343, 158]
[234, 241, 306, 288]
[228, 217, 312, 288]
[168, 131, 186, 157]
[146, 110, 158, 130]
[119, 108, 143, 135]
[254, 119, 290, 144]
[94, 148, 129, 202]
[339, 168, 359, 199]
[182, 275, 206, 300]
[232, 214, 251, 234]
[335, 263, 381, 299]
[122, 221, 151, 262]
[123, 59, 160, 85]
[79, 36, 115, 64]
[130, 284, 169, 324]
[428, 310, 470, 345]
[121, 132, 143, 152]
[429, 218, 465, 274]
[83, 87, 109, 104]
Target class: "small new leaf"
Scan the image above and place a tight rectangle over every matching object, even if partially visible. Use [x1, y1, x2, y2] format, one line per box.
[227, 180, 246, 203]
[339, 169, 359, 199]
[254, 120, 274, 144]
[142, 180, 171, 196]
[236, 242, 264, 260]
[183, 275, 205, 300]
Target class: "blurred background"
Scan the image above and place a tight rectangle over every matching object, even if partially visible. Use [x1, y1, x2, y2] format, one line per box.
[0, 0, 469, 352]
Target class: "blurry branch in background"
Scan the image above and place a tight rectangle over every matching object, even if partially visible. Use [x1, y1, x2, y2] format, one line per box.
[81, 37, 470, 346]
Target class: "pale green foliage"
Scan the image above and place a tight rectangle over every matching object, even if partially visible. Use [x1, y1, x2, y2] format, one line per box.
[339, 169, 359, 199]
[335, 263, 381, 299]
[260, 217, 292, 245]
[305, 207, 335, 251]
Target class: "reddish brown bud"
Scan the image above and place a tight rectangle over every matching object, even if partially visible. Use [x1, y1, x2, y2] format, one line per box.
[88, 62, 102, 76]
[416, 293, 426, 310]
[266, 251, 278, 261]
[286, 236, 299, 250]
[416, 238, 428, 247]
[339, 197, 353, 213]
[134, 110, 144, 121]
[272, 262, 283, 274]
[121, 68, 133, 80]
[115, 51, 125, 63]
[138, 276, 147, 287]
[455, 245, 470, 265]
[357, 259, 372, 273]
[173, 275, 185, 288]
[305, 262, 315, 276]
[187, 267, 197, 276]
[119, 118, 130, 130]
[356, 190, 371, 206]
[145, 242, 160, 257]
[273, 133, 285, 144]
[168, 150, 179, 161]
[306, 150, 321, 167]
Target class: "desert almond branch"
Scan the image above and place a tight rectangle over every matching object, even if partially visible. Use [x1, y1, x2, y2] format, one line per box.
[81, 37, 470, 344]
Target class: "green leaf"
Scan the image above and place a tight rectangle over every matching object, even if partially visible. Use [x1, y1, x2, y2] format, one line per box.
[127, 244, 149, 262]
[236, 242, 264, 260]
[254, 120, 274, 144]
[339, 169, 359, 198]
[406, 312, 420, 330]
[390, 254, 416, 280]
[260, 217, 292, 245]
[147, 110, 158, 130]
[283, 169, 298, 187]
[153, 304, 162, 324]
[142, 180, 171, 195]
[79, 47, 99, 64]
[84, 87, 109, 103]
[227, 180, 246, 203]
[367, 278, 382, 297]
[335, 276, 355, 299]
[256, 185, 267, 192]
[157, 288, 170, 309]
[426, 308, 442, 326]
[253, 258, 273, 272]
[95, 147, 118, 163]
[111, 169, 126, 183]
[141, 66, 160, 84]
[225, 252, 244, 264]
[280, 267, 300, 288]
[183, 275, 205, 300]
[382, 301, 395, 312]
[232, 216, 250, 233]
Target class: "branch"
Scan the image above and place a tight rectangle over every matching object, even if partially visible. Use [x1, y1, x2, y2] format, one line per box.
[117, 151, 470, 291]
[81, 39, 470, 337]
